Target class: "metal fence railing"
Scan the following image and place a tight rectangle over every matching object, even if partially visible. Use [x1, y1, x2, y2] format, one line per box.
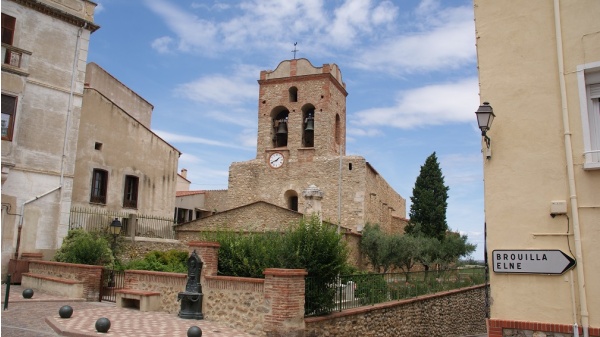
[305, 267, 486, 317]
[69, 206, 176, 240]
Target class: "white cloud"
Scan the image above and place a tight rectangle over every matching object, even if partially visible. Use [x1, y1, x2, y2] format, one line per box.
[352, 77, 479, 129]
[179, 153, 202, 165]
[154, 130, 250, 150]
[352, 7, 475, 73]
[144, 0, 219, 53]
[347, 127, 382, 137]
[151, 36, 174, 54]
[174, 74, 257, 106]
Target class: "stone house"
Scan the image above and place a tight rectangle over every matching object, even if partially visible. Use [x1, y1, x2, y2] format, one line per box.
[71, 62, 181, 231]
[475, 1, 600, 335]
[1, 0, 98, 278]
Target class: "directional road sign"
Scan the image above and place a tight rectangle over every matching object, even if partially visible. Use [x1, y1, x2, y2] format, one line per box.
[492, 249, 576, 274]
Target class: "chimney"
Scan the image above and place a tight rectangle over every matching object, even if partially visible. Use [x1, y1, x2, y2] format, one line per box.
[181, 169, 187, 178]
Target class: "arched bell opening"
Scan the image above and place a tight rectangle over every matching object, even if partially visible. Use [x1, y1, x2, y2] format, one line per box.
[271, 107, 289, 148]
[302, 104, 316, 148]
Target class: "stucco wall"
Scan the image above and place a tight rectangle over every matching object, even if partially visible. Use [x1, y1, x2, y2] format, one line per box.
[1, 0, 96, 277]
[72, 87, 179, 219]
[84, 63, 153, 128]
[475, 0, 600, 330]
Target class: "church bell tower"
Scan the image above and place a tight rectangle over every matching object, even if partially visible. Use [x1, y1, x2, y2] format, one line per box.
[256, 59, 347, 168]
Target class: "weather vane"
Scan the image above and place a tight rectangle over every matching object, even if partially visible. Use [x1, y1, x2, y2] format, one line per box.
[292, 42, 299, 59]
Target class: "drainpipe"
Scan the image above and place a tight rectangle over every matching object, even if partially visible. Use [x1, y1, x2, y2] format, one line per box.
[14, 23, 86, 259]
[553, 1, 589, 336]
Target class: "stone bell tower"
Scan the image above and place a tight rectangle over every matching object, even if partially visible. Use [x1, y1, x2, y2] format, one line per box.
[224, 58, 405, 233]
[256, 58, 348, 166]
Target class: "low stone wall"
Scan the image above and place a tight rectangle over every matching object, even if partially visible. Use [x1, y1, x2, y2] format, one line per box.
[203, 275, 267, 335]
[122, 269, 187, 313]
[304, 285, 487, 337]
[24, 261, 102, 301]
[188, 242, 307, 337]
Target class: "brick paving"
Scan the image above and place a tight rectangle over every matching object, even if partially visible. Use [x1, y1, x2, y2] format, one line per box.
[2, 285, 253, 337]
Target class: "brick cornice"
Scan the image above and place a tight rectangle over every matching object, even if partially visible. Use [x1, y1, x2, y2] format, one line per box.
[187, 241, 220, 248]
[263, 268, 307, 277]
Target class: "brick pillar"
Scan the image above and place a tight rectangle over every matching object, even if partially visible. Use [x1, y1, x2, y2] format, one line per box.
[187, 241, 220, 278]
[263, 268, 308, 337]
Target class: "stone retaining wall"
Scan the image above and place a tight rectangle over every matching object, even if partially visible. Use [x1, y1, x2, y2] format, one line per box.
[122, 269, 187, 313]
[305, 284, 486, 337]
[203, 275, 267, 335]
[25, 260, 102, 301]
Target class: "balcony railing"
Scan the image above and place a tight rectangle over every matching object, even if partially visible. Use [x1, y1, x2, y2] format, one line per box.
[1, 43, 31, 76]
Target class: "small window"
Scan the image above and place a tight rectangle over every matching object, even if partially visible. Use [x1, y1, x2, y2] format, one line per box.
[94, 142, 102, 150]
[2, 94, 17, 141]
[585, 84, 600, 165]
[90, 169, 108, 204]
[335, 114, 341, 145]
[349, 163, 353, 170]
[284, 190, 299, 211]
[2, 14, 16, 45]
[578, 63, 600, 169]
[2, 14, 16, 65]
[123, 175, 139, 208]
[289, 87, 298, 102]
[289, 196, 298, 212]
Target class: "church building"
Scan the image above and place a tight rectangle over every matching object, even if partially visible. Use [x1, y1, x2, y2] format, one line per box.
[176, 59, 406, 239]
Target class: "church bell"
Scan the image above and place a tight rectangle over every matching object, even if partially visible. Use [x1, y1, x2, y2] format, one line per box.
[276, 121, 288, 134]
[305, 114, 314, 131]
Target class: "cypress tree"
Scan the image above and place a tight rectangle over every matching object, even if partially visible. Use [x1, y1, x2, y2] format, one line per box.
[407, 152, 449, 240]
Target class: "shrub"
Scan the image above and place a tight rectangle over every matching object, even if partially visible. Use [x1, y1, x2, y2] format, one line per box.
[201, 216, 349, 316]
[54, 229, 113, 266]
[122, 250, 188, 273]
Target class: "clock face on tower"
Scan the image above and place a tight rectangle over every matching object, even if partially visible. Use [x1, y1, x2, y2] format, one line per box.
[269, 152, 284, 168]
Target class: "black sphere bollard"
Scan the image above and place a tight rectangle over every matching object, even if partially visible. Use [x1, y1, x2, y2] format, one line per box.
[58, 305, 73, 318]
[22, 288, 34, 299]
[187, 326, 202, 337]
[95, 317, 111, 333]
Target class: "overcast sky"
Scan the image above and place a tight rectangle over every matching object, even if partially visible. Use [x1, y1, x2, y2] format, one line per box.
[88, 0, 485, 260]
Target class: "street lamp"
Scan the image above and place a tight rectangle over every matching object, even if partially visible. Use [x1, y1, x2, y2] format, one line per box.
[475, 102, 495, 159]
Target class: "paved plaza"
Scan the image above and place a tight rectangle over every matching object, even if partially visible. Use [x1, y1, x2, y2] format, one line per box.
[1, 285, 253, 337]
[2, 284, 488, 337]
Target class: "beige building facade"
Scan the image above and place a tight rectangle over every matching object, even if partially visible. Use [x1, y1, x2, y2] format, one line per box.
[177, 59, 407, 238]
[71, 63, 180, 222]
[1, 0, 98, 277]
[475, 1, 600, 335]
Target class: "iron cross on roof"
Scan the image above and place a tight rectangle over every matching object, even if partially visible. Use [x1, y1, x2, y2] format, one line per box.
[292, 42, 299, 59]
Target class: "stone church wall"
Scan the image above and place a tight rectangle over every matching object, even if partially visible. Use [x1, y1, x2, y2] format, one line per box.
[227, 155, 404, 233]
[175, 202, 302, 243]
[203, 189, 229, 213]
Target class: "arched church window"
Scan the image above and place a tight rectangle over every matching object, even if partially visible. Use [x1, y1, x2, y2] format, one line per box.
[289, 87, 298, 102]
[272, 109, 289, 148]
[284, 190, 299, 211]
[335, 114, 341, 146]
